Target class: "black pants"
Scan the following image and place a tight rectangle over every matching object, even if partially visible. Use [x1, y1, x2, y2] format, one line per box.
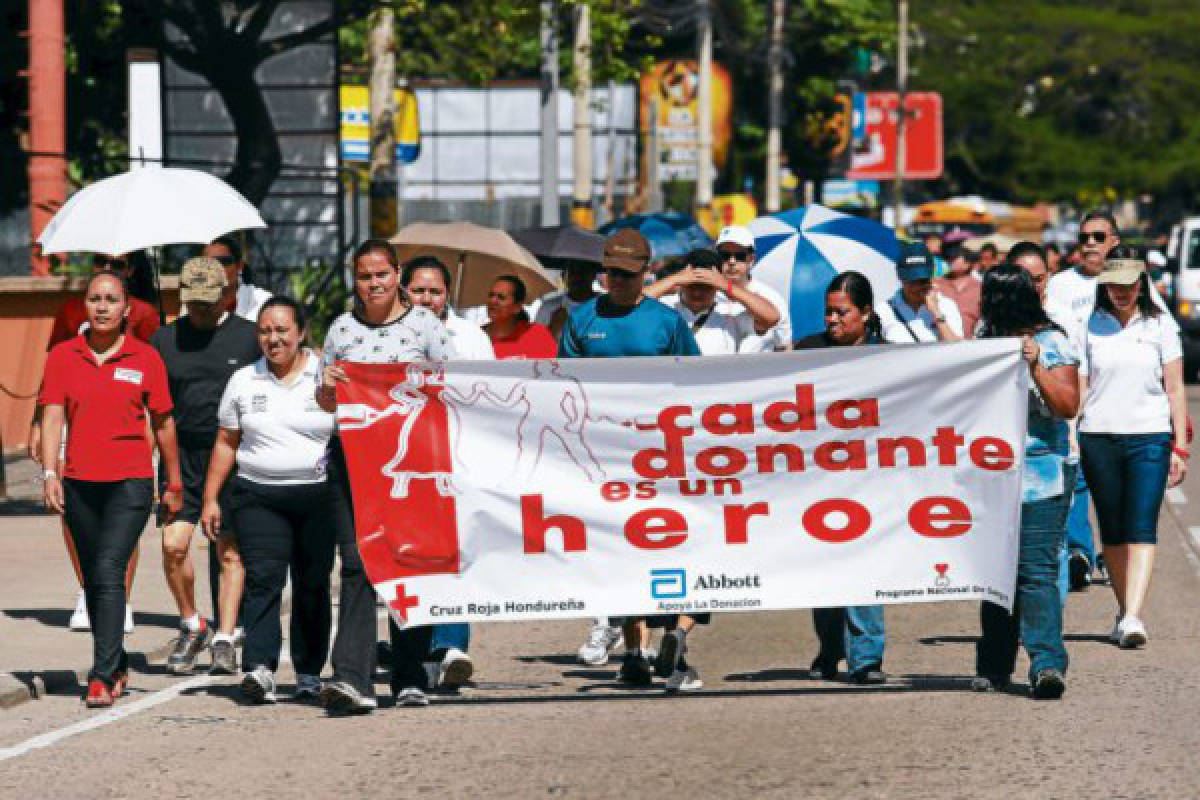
[232, 478, 336, 676]
[63, 478, 153, 685]
[326, 439, 379, 696]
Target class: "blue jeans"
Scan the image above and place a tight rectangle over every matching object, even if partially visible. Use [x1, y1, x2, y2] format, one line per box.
[1065, 463, 1095, 563]
[1079, 432, 1172, 545]
[812, 605, 885, 672]
[976, 464, 1074, 684]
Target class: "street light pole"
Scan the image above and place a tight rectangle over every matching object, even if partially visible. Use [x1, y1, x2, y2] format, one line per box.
[571, 3, 593, 228]
[540, 0, 561, 226]
[893, 0, 908, 234]
[695, 0, 714, 231]
[765, 0, 785, 213]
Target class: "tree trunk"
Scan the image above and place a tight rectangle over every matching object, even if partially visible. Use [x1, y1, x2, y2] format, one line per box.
[207, 62, 282, 208]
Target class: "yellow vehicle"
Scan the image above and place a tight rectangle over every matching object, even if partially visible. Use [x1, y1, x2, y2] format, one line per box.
[909, 201, 994, 238]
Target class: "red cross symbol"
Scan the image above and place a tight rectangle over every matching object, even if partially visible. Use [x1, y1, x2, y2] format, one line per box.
[390, 583, 420, 621]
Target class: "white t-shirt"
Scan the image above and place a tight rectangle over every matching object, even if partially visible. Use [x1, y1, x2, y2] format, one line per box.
[718, 278, 791, 353]
[877, 288, 965, 343]
[235, 283, 273, 321]
[1078, 309, 1182, 434]
[217, 350, 335, 485]
[1046, 267, 1168, 334]
[533, 291, 590, 328]
[444, 310, 495, 360]
[662, 294, 757, 356]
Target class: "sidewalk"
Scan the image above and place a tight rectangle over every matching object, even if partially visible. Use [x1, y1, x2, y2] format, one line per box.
[0, 456, 218, 707]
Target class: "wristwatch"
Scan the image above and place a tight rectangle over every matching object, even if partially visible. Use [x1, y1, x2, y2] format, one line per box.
[933, 314, 947, 324]
[43, 468, 58, 481]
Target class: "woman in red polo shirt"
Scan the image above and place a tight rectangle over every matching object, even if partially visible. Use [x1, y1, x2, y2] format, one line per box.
[483, 275, 557, 359]
[39, 270, 183, 709]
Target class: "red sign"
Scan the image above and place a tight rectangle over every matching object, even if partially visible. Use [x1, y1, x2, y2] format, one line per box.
[847, 92, 943, 180]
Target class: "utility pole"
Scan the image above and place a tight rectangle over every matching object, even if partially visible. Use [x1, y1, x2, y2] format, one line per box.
[570, 3, 593, 229]
[695, 0, 714, 232]
[368, 6, 397, 237]
[540, 0, 561, 226]
[27, 0, 67, 276]
[893, 0, 908, 233]
[765, 0, 785, 213]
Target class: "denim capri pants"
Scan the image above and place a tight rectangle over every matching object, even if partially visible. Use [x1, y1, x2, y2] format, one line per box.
[1078, 432, 1172, 545]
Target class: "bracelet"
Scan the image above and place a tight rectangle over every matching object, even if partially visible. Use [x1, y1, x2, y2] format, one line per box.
[42, 468, 58, 481]
[1172, 446, 1190, 460]
[165, 483, 183, 493]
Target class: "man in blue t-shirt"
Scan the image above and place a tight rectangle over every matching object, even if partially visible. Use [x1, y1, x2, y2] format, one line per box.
[559, 228, 703, 692]
[559, 229, 700, 359]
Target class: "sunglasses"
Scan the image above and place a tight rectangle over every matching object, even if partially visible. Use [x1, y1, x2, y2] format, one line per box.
[212, 254, 237, 266]
[605, 268, 642, 279]
[718, 248, 752, 262]
[1078, 231, 1109, 244]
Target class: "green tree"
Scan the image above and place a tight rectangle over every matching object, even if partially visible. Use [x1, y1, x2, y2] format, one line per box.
[912, 0, 1200, 218]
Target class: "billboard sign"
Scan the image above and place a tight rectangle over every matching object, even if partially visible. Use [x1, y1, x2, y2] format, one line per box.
[639, 60, 733, 182]
[847, 92, 943, 181]
[340, 86, 420, 164]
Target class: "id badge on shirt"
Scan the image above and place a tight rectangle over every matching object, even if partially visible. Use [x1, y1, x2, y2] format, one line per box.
[113, 367, 144, 386]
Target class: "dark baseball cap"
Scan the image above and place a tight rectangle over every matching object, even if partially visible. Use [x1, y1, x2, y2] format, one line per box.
[603, 229, 652, 272]
[896, 241, 935, 281]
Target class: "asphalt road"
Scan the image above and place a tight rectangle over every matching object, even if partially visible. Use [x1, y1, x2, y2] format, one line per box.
[2, 392, 1200, 798]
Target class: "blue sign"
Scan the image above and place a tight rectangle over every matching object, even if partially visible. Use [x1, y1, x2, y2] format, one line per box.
[650, 569, 687, 599]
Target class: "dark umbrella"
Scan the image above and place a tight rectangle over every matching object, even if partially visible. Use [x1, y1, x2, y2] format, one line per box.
[511, 224, 605, 268]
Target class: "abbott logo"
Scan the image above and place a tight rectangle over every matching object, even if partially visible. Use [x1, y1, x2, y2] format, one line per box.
[650, 569, 687, 599]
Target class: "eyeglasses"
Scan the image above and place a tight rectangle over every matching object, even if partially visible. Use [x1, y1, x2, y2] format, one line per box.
[1078, 231, 1109, 244]
[718, 248, 752, 263]
[211, 255, 237, 266]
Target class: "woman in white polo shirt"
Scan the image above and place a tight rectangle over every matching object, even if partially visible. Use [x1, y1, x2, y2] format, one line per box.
[200, 297, 337, 703]
[1078, 247, 1188, 650]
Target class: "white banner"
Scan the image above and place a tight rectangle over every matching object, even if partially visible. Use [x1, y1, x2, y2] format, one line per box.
[336, 340, 1027, 625]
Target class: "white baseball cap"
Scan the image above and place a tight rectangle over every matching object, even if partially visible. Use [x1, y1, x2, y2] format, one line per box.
[716, 225, 755, 250]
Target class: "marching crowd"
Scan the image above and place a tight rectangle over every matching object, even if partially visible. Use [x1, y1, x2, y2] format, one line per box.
[32, 212, 1186, 709]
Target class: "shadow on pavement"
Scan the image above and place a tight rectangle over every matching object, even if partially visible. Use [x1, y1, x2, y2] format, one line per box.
[0, 500, 52, 517]
[3, 608, 181, 632]
[512, 654, 579, 666]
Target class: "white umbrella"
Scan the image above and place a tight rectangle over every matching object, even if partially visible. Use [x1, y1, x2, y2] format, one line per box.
[37, 166, 266, 255]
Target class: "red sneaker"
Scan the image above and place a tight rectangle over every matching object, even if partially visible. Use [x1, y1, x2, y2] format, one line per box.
[85, 678, 114, 708]
[111, 670, 129, 699]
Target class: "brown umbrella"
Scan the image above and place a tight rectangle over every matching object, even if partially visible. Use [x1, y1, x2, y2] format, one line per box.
[390, 221, 558, 309]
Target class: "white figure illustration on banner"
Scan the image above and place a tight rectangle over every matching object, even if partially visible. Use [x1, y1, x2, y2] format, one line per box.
[442, 361, 606, 484]
[338, 363, 456, 498]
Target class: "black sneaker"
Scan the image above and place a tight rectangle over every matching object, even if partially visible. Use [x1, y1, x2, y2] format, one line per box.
[808, 654, 839, 680]
[209, 639, 238, 675]
[850, 664, 887, 685]
[167, 623, 211, 675]
[654, 630, 685, 678]
[1032, 668, 1066, 699]
[1068, 552, 1092, 591]
[618, 651, 654, 686]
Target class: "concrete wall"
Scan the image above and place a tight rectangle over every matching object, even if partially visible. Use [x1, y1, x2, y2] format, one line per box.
[0, 276, 179, 455]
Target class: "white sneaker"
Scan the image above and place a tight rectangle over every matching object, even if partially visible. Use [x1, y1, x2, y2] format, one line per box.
[240, 666, 277, 704]
[578, 623, 623, 666]
[1108, 614, 1122, 644]
[1118, 616, 1148, 649]
[436, 647, 474, 689]
[233, 626, 246, 647]
[396, 687, 429, 707]
[124, 604, 134, 634]
[665, 666, 703, 694]
[69, 590, 90, 632]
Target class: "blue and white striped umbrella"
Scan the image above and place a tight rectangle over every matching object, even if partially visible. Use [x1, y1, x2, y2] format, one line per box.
[748, 205, 900, 341]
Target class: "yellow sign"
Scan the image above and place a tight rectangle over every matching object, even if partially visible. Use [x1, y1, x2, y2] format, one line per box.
[339, 85, 420, 163]
[639, 60, 733, 182]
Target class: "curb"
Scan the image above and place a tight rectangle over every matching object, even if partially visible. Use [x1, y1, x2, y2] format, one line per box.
[2, 591, 301, 711]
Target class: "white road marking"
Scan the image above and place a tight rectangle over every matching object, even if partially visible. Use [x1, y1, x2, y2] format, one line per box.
[1189, 527, 1200, 554]
[0, 673, 218, 763]
[1166, 487, 1187, 506]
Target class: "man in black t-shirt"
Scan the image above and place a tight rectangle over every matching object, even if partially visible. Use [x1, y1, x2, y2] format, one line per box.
[151, 257, 262, 676]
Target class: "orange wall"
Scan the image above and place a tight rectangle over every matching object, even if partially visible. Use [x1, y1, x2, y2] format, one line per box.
[0, 277, 179, 455]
